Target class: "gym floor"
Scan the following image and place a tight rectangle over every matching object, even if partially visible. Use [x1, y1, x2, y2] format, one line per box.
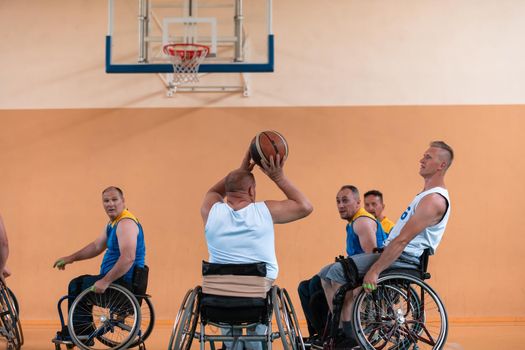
[8, 321, 525, 350]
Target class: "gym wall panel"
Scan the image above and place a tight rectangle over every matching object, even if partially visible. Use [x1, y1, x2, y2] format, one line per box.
[1, 0, 525, 108]
[0, 105, 523, 321]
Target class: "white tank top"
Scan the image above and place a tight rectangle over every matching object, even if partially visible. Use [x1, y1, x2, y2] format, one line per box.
[385, 187, 450, 257]
[205, 202, 278, 279]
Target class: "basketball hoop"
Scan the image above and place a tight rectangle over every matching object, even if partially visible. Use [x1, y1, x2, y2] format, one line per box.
[163, 43, 210, 84]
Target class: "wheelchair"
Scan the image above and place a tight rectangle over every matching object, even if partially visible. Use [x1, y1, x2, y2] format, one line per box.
[0, 280, 24, 350]
[320, 249, 448, 350]
[52, 266, 154, 350]
[168, 262, 305, 350]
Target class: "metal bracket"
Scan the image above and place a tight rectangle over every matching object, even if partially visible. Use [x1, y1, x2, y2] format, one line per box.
[159, 72, 250, 96]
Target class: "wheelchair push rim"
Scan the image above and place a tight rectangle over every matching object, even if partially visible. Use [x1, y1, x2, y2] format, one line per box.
[352, 274, 448, 350]
[0, 282, 23, 350]
[7, 287, 24, 346]
[96, 295, 155, 349]
[168, 286, 200, 350]
[272, 286, 305, 350]
[68, 283, 142, 350]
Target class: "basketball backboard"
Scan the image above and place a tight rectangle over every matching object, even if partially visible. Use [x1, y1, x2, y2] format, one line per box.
[106, 0, 273, 74]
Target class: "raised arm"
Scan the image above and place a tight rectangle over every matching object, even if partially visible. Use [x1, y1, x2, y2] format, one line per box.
[362, 193, 447, 291]
[0, 215, 10, 280]
[200, 150, 255, 224]
[200, 177, 227, 224]
[262, 155, 313, 224]
[53, 228, 108, 270]
[93, 219, 139, 293]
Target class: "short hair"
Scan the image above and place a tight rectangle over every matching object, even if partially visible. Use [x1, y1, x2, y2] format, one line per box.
[102, 186, 124, 198]
[364, 189, 384, 203]
[225, 170, 255, 193]
[430, 141, 454, 170]
[339, 185, 360, 201]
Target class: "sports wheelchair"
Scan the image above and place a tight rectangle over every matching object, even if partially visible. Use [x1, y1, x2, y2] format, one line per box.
[52, 266, 154, 350]
[168, 262, 305, 350]
[0, 280, 24, 350]
[320, 249, 448, 350]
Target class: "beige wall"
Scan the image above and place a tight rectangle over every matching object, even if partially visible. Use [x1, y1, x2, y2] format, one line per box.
[1, 0, 525, 108]
[1, 106, 524, 322]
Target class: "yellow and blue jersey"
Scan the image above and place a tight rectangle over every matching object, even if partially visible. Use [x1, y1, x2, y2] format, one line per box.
[346, 208, 386, 256]
[100, 209, 145, 282]
[381, 216, 395, 234]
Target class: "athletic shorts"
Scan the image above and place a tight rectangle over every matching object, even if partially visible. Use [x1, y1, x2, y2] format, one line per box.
[318, 252, 420, 285]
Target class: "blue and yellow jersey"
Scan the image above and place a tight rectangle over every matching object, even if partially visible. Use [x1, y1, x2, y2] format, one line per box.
[346, 208, 386, 256]
[380, 216, 395, 235]
[100, 209, 145, 282]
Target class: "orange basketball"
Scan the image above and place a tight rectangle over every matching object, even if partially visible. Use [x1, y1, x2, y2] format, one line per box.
[249, 130, 289, 167]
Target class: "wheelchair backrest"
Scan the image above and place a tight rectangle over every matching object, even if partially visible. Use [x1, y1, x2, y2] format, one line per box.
[419, 249, 431, 279]
[202, 261, 266, 276]
[201, 261, 270, 298]
[132, 265, 149, 295]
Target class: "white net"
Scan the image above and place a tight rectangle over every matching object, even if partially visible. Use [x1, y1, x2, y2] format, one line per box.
[163, 44, 210, 84]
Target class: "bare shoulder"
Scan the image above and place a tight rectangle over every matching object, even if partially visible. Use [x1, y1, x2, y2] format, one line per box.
[422, 192, 447, 210]
[418, 193, 448, 220]
[201, 194, 224, 223]
[353, 216, 376, 234]
[116, 218, 139, 234]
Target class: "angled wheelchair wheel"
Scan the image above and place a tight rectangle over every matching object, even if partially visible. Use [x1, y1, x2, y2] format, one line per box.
[168, 287, 201, 350]
[7, 287, 24, 347]
[0, 283, 23, 350]
[280, 288, 305, 350]
[272, 287, 305, 350]
[68, 284, 141, 350]
[128, 296, 155, 348]
[352, 274, 448, 350]
[97, 295, 155, 349]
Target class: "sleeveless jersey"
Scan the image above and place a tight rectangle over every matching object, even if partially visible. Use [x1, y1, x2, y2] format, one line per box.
[100, 209, 146, 282]
[386, 187, 450, 257]
[380, 216, 395, 234]
[205, 202, 278, 279]
[346, 207, 387, 256]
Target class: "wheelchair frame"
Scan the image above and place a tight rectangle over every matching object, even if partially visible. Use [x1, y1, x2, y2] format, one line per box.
[168, 285, 305, 350]
[318, 249, 448, 350]
[53, 283, 155, 350]
[0, 281, 23, 350]
[352, 273, 448, 350]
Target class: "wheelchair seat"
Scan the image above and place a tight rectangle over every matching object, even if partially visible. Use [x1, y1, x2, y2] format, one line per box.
[168, 261, 305, 350]
[381, 248, 432, 280]
[200, 293, 268, 324]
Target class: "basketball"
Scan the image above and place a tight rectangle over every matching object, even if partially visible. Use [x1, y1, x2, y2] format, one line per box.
[249, 130, 289, 167]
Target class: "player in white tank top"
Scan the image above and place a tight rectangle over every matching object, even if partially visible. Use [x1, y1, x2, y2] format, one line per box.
[205, 201, 278, 279]
[385, 187, 450, 258]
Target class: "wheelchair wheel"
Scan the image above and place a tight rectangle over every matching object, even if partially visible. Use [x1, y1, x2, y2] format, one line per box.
[0, 283, 23, 350]
[68, 283, 141, 350]
[352, 274, 448, 350]
[272, 287, 305, 350]
[127, 296, 155, 348]
[7, 287, 24, 347]
[281, 288, 305, 350]
[168, 287, 201, 350]
[97, 295, 155, 349]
